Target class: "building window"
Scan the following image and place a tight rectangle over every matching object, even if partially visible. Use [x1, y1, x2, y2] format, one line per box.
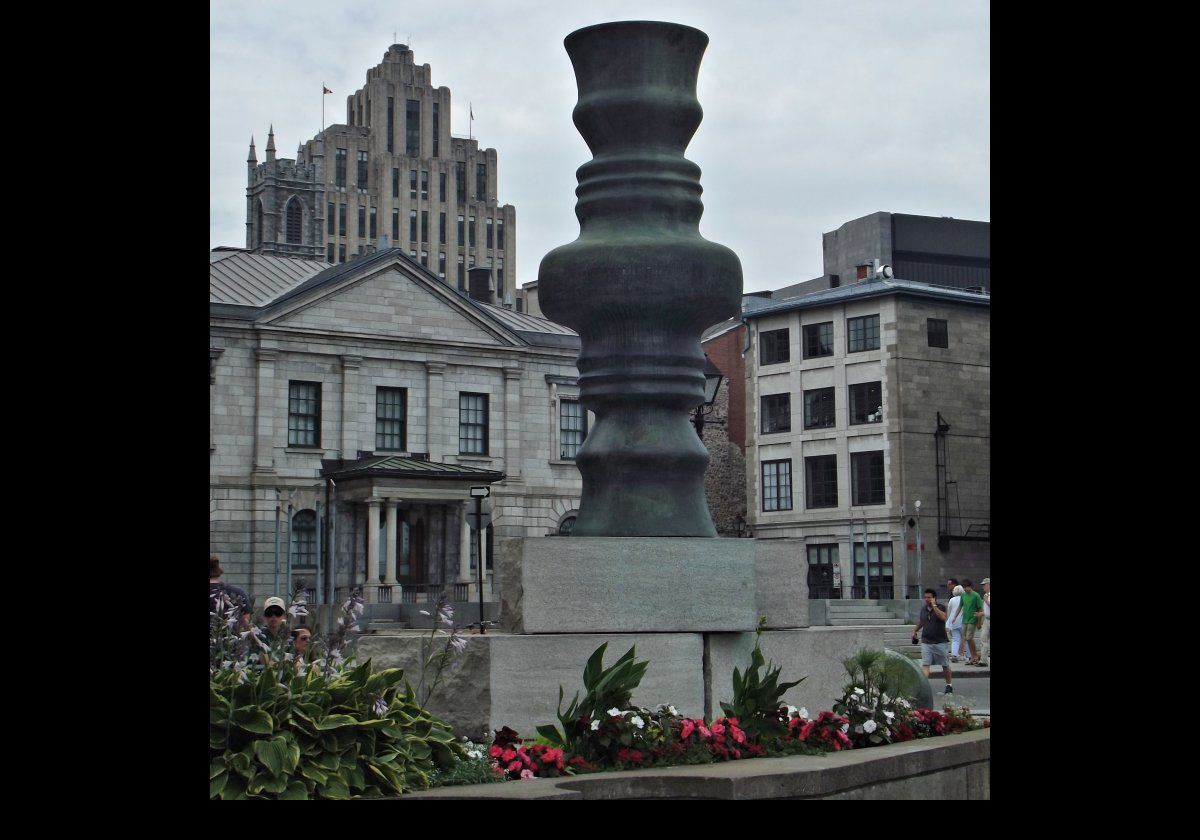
[476, 163, 487, 201]
[760, 393, 791, 434]
[439, 172, 447, 203]
[409, 210, 417, 243]
[804, 454, 838, 509]
[761, 459, 793, 512]
[335, 148, 347, 187]
[421, 210, 428, 243]
[291, 510, 317, 568]
[459, 393, 488, 455]
[338, 244, 346, 263]
[557, 514, 577, 536]
[457, 214, 465, 244]
[807, 544, 840, 599]
[487, 217, 494, 249]
[497, 218, 505, 250]
[468, 216, 476, 247]
[847, 315, 880, 353]
[803, 387, 835, 429]
[392, 168, 399, 198]
[439, 212, 446, 245]
[392, 208, 399, 241]
[759, 328, 789, 365]
[851, 451, 886, 505]
[852, 542, 894, 599]
[458, 256, 465, 289]
[432, 102, 440, 157]
[338, 204, 346, 237]
[285, 199, 303, 244]
[456, 164, 466, 202]
[369, 207, 377, 240]
[560, 400, 587, 459]
[376, 387, 406, 451]
[326, 243, 334, 262]
[803, 321, 834, 358]
[438, 252, 446, 278]
[357, 151, 368, 189]
[928, 318, 949, 348]
[387, 97, 394, 152]
[849, 382, 883, 425]
[420, 250, 428, 267]
[406, 99, 420, 156]
[288, 381, 321, 448]
[358, 206, 366, 238]
[420, 171, 429, 200]
[410, 169, 417, 199]
[327, 201, 335, 235]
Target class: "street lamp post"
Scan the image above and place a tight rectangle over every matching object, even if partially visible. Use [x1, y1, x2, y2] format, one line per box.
[470, 486, 490, 634]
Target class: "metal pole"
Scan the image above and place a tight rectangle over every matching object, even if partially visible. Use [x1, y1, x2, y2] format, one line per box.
[475, 494, 486, 634]
[915, 510, 923, 595]
[286, 503, 295, 597]
[315, 499, 323, 607]
[328, 481, 337, 608]
[273, 490, 281, 597]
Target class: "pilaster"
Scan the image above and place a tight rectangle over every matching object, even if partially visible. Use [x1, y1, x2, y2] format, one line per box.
[252, 347, 279, 476]
[425, 362, 446, 461]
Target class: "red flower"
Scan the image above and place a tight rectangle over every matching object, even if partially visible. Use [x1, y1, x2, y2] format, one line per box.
[542, 748, 565, 769]
[501, 748, 516, 762]
[616, 747, 645, 764]
[506, 759, 522, 773]
[488, 744, 504, 758]
[680, 719, 695, 740]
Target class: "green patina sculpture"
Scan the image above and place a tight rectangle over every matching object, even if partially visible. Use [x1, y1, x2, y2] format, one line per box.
[539, 21, 743, 536]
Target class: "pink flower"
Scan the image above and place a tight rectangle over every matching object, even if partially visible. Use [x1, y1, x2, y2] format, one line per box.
[507, 760, 522, 773]
[680, 719, 695, 740]
[710, 722, 726, 737]
[520, 769, 534, 780]
[543, 748, 565, 769]
[731, 727, 746, 744]
[698, 725, 712, 739]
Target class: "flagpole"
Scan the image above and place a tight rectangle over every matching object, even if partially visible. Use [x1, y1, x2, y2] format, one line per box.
[322, 83, 325, 132]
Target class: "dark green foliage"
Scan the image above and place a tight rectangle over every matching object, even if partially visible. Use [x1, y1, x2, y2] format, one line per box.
[719, 618, 806, 742]
[536, 642, 650, 755]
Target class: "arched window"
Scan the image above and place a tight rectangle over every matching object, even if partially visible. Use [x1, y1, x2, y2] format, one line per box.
[291, 509, 317, 568]
[557, 513, 578, 536]
[254, 199, 264, 248]
[285, 197, 303, 244]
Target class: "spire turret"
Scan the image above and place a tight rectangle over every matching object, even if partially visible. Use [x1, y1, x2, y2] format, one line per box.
[266, 125, 276, 162]
[247, 136, 257, 163]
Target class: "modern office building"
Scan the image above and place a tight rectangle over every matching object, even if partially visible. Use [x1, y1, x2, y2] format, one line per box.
[245, 43, 517, 308]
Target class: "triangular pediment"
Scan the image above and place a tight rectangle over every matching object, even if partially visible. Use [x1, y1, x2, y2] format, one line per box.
[261, 259, 519, 347]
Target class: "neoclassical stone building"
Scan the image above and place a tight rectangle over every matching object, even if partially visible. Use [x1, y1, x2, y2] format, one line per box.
[246, 43, 517, 308]
[210, 247, 584, 612]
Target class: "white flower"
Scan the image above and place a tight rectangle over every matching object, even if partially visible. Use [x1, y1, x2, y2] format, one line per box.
[853, 687, 865, 696]
[590, 719, 601, 731]
[630, 715, 645, 729]
[798, 707, 809, 720]
[896, 698, 911, 709]
[863, 720, 877, 734]
[668, 705, 677, 717]
[607, 707, 621, 717]
[419, 610, 431, 616]
[841, 723, 849, 733]
[884, 710, 894, 721]
[786, 705, 798, 717]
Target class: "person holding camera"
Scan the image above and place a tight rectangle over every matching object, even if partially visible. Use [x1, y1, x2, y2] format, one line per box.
[912, 588, 954, 695]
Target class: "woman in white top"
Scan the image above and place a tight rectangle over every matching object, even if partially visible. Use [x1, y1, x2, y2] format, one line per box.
[946, 585, 965, 661]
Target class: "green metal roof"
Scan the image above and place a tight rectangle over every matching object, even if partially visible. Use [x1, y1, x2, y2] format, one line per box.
[320, 455, 505, 482]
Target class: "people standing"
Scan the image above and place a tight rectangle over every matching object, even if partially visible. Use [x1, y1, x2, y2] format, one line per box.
[979, 577, 990, 666]
[256, 596, 290, 667]
[209, 555, 251, 632]
[953, 579, 985, 666]
[911, 588, 954, 695]
[946, 584, 965, 661]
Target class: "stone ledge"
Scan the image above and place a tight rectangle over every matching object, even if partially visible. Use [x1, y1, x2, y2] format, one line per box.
[404, 729, 990, 799]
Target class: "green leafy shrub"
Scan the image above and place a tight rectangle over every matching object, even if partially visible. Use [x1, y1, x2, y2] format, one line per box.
[209, 587, 465, 799]
[536, 642, 650, 760]
[719, 617, 805, 742]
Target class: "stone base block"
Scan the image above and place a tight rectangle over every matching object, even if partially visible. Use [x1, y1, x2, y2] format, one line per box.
[753, 539, 808, 629]
[356, 626, 883, 738]
[497, 537, 757, 634]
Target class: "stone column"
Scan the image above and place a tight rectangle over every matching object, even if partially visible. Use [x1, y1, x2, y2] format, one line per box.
[340, 355, 362, 457]
[366, 498, 381, 601]
[458, 501, 472, 582]
[425, 362, 446, 460]
[253, 347, 278, 476]
[503, 365, 523, 477]
[385, 499, 399, 585]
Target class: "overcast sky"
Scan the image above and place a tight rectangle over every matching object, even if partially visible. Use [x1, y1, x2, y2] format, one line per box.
[211, 0, 988, 293]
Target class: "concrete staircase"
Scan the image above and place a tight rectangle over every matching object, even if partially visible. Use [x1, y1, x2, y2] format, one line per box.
[827, 600, 920, 659]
